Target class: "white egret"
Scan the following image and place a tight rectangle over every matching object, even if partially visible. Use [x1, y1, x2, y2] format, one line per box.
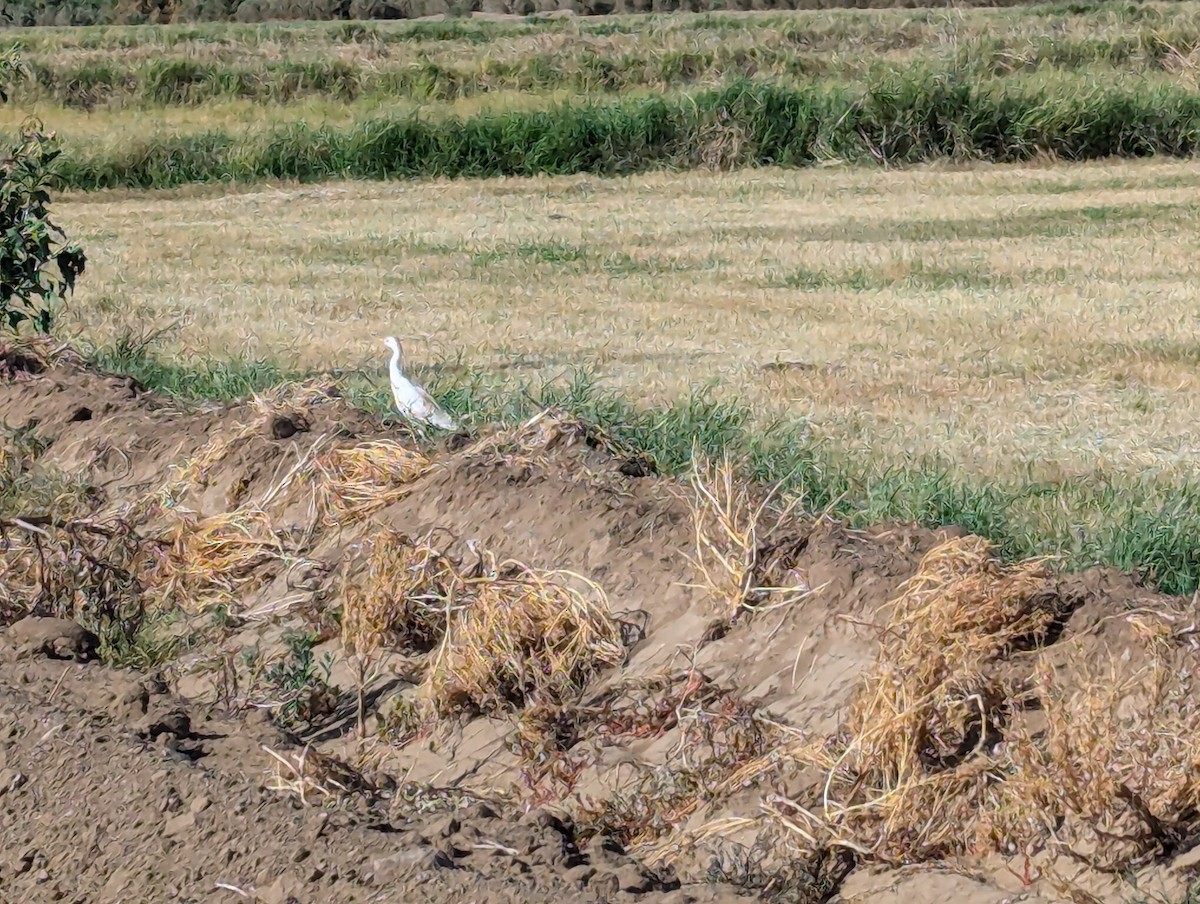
[382, 336, 459, 432]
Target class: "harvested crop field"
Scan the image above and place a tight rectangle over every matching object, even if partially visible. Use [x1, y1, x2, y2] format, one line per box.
[1, 342, 1199, 904]
[56, 159, 1200, 594]
[7, 3, 1200, 902]
[57, 161, 1200, 487]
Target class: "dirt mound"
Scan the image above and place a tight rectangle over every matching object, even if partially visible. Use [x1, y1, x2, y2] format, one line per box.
[0, 350, 1197, 904]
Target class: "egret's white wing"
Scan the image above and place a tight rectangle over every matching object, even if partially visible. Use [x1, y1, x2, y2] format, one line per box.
[392, 372, 457, 430]
[414, 384, 458, 431]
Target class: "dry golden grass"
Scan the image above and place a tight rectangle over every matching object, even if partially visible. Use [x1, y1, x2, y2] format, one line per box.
[56, 159, 1200, 487]
[982, 622, 1200, 871]
[458, 409, 594, 468]
[246, 376, 340, 419]
[340, 526, 454, 658]
[684, 455, 812, 617]
[313, 440, 432, 523]
[423, 557, 626, 717]
[340, 529, 449, 734]
[335, 525, 626, 721]
[772, 536, 1056, 864]
[153, 508, 285, 612]
[750, 537, 1200, 885]
[146, 415, 266, 515]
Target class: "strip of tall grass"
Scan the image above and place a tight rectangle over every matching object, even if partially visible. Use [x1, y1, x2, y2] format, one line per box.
[16, 38, 1200, 109]
[0, 3, 1117, 51]
[53, 72, 1200, 189]
[88, 339, 1200, 597]
[12, 3, 1200, 108]
[1, 0, 1118, 28]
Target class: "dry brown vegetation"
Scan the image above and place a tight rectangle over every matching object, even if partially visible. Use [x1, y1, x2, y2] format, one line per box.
[684, 455, 817, 618]
[313, 441, 433, 522]
[745, 537, 1200, 899]
[773, 537, 1058, 864]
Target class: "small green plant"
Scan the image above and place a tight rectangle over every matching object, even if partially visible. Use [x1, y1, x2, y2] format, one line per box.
[0, 423, 92, 518]
[263, 628, 338, 728]
[1, 48, 86, 335]
[378, 695, 427, 745]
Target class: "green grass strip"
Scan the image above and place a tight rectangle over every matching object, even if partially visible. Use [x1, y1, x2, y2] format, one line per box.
[89, 340, 1200, 598]
[54, 73, 1200, 189]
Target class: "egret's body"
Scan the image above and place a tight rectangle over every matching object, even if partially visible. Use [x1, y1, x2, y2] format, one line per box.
[383, 336, 458, 432]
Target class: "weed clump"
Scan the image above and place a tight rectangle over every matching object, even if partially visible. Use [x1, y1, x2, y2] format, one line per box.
[773, 536, 1057, 864]
[153, 509, 285, 612]
[337, 527, 628, 720]
[575, 669, 783, 848]
[685, 455, 816, 618]
[982, 613, 1200, 870]
[340, 527, 454, 657]
[314, 440, 432, 523]
[0, 514, 165, 663]
[339, 528, 455, 732]
[424, 557, 626, 717]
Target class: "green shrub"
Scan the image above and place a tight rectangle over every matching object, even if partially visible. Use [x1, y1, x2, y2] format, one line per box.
[1, 0, 114, 25]
[0, 50, 86, 334]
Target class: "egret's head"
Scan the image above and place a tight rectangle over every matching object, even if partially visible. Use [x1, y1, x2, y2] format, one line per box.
[383, 336, 402, 355]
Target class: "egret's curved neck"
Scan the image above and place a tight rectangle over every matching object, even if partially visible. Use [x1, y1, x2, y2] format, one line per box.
[388, 344, 402, 375]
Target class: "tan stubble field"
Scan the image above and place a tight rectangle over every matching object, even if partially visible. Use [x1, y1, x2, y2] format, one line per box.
[57, 156, 1200, 486]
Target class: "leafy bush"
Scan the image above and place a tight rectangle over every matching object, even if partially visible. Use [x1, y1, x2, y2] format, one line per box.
[0, 50, 86, 335]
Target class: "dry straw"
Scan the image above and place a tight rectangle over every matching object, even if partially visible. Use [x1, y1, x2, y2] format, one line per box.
[313, 440, 431, 523]
[153, 508, 285, 612]
[0, 335, 75, 377]
[340, 527, 456, 733]
[423, 558, 626, 717]
[336, 527, 627, 723]
[772, 535, 1056, 864]
[683, 454, 815, 617]
[246, 378, 338, 421]
[261, 743, 374, 806]
[0, 515, 159, 638]
[982, 619, 1200, 870]
[340, 527, 456, 656]
[151, 420, 260, 512]
[753, 538, 1200, 885]
[458, 409, 592, 470]
[146, 379, 339, 515]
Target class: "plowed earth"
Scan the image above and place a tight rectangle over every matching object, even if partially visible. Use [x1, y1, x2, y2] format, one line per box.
[0, 354, 1197, 904]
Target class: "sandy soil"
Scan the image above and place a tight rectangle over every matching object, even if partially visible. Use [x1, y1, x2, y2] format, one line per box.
[0, 348, 1197, 904]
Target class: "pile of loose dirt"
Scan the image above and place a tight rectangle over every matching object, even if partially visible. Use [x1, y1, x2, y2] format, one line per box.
[0, 635, 740, 904]
[0, 349, 1198, 904]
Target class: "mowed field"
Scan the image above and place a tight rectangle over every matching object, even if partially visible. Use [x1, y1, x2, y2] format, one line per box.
[15, 0, 1200, 589]
[59, 160, 1200, 487]
[9, 8, 1200, 904]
